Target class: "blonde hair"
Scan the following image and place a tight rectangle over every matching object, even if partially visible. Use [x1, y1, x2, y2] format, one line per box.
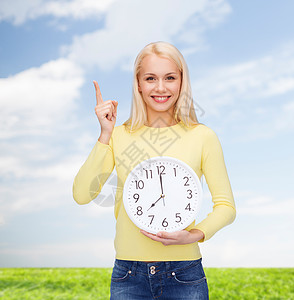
[123, 41, 199, 132]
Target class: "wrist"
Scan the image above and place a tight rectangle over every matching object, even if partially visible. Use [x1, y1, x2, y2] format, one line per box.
[189, 229, 205, 242]
[98, 131, 112, 144]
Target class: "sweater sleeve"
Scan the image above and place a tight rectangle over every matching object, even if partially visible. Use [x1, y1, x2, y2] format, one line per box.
[193, 128, 236, 241]
[72, 137, 115, 205]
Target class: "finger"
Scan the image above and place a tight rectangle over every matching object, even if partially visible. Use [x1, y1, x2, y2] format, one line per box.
[140, 230, 155, 237]
[140, 230, 159, 240]
[105, 101, 116, 120]
[96, 108, 112, 121]
[140, 230, 173, 244]
[112, 100, 118, 117]
[93, 80, 103, 105]
[108, 101, 115, 120]
[96, 102, 115, 118]
[156, 231, 177, 240]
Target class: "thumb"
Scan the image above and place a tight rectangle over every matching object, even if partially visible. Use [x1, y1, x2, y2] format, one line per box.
[156, 231, 171, 239]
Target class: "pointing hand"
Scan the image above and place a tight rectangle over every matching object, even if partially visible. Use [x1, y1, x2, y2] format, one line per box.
[93, 80, 118, 136]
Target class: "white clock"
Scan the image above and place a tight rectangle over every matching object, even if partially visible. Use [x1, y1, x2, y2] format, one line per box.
[123, 156, 202, 234]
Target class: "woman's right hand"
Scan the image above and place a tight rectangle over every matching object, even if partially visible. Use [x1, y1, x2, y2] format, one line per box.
[93, 80, 118, 142]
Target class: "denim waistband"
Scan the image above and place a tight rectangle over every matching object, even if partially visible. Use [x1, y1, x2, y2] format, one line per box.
[114, 258, 202, 278]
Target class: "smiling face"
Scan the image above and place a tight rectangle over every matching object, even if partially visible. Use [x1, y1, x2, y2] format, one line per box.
[137, 54, 182, 126]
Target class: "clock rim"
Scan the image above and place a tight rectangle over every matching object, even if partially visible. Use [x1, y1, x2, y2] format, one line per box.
[123, 156, 203, 234]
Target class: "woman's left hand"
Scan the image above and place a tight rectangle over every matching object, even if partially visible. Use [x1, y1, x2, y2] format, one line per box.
[140, 229, 204, 246]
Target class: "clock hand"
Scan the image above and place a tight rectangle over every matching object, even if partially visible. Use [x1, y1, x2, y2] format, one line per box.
[159, 173, 164, 195]
[147, 195, 163, 211]
[159, 173, 165, 206]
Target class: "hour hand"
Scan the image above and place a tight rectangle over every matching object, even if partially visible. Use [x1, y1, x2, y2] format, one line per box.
[147, 195, 163, 211]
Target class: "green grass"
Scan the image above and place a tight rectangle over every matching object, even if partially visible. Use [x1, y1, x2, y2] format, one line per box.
[0, 268, 293, 299]
[205, 268, 294, 300]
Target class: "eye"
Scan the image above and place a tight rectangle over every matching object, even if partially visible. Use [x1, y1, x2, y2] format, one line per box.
[166, 76, 176, 80]
[146, 76, 155, 81]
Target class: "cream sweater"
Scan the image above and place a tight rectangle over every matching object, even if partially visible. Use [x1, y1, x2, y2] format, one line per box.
[73, 122, 236, 261]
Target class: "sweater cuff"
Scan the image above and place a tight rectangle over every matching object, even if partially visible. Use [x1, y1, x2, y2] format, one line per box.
[97, 139, 112, 151]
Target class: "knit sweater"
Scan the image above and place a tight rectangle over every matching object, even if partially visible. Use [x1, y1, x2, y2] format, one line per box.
[73, 122, 236, 261]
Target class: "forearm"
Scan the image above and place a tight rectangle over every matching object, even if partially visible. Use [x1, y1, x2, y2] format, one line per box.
[198, 127, 236, 241]
[194, 204, 236, 242]
[73, 140, 114, 205]
[98, 130, 112, 145]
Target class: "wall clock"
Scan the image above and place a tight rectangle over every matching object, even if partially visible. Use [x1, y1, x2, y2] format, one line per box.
[123, 156, 202, 234]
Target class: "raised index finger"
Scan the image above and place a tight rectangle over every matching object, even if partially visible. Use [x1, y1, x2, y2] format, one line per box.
[93, 80, 103, 105]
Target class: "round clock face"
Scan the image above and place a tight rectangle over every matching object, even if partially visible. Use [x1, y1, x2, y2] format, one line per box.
[123, 156, 202, 234]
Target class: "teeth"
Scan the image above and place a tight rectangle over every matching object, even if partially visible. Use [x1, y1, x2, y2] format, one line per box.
[153, 96, 169, 100]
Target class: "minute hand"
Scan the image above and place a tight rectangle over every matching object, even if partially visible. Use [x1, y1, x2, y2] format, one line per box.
[160, 173, 164, 195]
[159, 173, 165, 206]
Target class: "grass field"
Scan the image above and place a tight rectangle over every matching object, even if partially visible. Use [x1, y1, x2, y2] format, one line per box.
[0, 268, 293, 299]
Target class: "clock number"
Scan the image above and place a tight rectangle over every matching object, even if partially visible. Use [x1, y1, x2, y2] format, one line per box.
[175, 213, 182, 223]
[183, 176, 190, 186]
[136, 206, 143, 216]
[148, 215, 155, 225]
[144, 169, 153, 179]
[173, 167, 177, 177]
[133, 193, 139, 203]
[162, 218, 168, 228]
[185, 203, 191, 211]
[157, 165, 166, 175]
[135, 180, 144, 189]
[187, 189, 192, 199]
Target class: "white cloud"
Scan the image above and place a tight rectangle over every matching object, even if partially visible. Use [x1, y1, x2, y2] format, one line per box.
[238, 195, 294, 216]
[84, 201, 114, 217]
[273, 100, 294, 133]
[0, 151, 83, 181]
[0, 145, 116, 221]
[65, 0, 232, 70]
[0, 176, 71, 218]
[0, 0, 41, 25]
[193, 43, 294, 116]
[201, 238, 294, 267]
[0, 239, 115, 267]
[220, 98, 294, 141]
[192, 42, 294, 141]
[199, 191, 294, 267]
[39, 0, 116, 19]
[0, 58, 84, 138]
[0, 0, 116, 25]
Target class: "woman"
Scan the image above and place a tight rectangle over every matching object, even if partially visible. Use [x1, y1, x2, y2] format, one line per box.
[73, 41, 236, 299]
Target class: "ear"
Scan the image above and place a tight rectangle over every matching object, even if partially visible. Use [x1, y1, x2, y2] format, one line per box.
[138, 81, 142, 92]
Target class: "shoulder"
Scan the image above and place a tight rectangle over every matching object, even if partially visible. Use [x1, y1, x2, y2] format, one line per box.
[195, 125, 224, 158]
[187, 124, 222, 153]
[112, 124, 128, 135]
[187, 123, 218, 139]
[194, 123, 214, 133]
[111, 124, 131, 142]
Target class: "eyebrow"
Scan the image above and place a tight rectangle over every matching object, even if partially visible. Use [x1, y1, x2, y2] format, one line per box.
[143, 72, 178, 76]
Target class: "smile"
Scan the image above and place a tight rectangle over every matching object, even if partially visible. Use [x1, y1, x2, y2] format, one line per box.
[151, 96, 171, 103]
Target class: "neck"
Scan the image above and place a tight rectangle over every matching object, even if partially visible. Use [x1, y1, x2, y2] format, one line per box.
[146, 112, 177, 128]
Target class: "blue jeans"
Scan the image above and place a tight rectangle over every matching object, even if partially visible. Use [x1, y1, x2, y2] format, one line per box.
[110, 258, 209, 299]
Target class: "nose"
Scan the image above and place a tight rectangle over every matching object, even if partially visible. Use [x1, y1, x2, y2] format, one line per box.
[155, 79, 167, 93]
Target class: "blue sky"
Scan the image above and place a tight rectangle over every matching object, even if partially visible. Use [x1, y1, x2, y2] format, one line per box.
[0, 0, 293, 268]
